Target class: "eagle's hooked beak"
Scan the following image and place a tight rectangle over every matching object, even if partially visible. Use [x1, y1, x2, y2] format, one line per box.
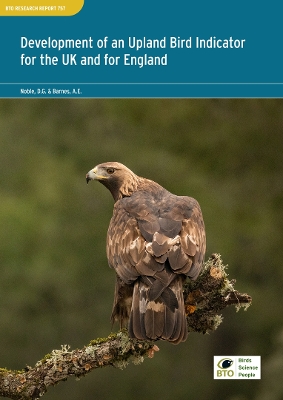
[86, 167, 107, 184]
[86, 174, 92, 184]
[86, 168, 96, 184]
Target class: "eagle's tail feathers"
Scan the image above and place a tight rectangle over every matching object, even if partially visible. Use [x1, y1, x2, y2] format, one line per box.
[129, 276, 188, 344]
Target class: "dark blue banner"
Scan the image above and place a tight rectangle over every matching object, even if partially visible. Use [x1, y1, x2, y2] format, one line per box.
[0, 0, 282, 97]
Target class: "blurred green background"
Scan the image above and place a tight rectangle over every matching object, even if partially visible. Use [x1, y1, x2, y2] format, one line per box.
[0, 99, 283, 400]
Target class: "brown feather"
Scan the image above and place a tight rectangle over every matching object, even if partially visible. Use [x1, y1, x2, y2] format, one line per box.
[111, 276, 134, 328]
[162, 307, 176, 339]
[144, 302, 165, 339]
[129, 280, 146, 340]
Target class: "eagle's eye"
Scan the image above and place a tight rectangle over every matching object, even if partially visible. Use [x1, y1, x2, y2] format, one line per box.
[106, 168, 115, 174]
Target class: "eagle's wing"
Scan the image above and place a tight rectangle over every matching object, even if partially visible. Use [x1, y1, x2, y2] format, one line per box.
[163, 195, 206, 279]
[107, 200, 146, 284]
[107, 189, 205, 343]
[107, 201, 146, 328]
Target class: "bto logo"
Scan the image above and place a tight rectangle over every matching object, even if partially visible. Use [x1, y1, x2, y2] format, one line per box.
[214, 355, 261, 380]
[216, 358, 234, 377]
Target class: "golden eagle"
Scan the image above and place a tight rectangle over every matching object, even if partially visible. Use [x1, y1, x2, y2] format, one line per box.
[86, 162, 206, 344]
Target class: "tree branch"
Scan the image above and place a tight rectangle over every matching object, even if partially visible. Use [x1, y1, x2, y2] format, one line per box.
[0, 254, 252, 400]
[0, 332, 156, 400]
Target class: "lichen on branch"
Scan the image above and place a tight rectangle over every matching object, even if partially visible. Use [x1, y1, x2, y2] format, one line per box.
[0, 331, 157, 400]
[184, 253, 252, 333]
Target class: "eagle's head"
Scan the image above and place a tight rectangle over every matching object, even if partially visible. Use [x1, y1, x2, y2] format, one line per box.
[86, 162, 141, 201]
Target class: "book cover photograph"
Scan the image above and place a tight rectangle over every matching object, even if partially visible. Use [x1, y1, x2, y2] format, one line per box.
[0, 2, 283, 400]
